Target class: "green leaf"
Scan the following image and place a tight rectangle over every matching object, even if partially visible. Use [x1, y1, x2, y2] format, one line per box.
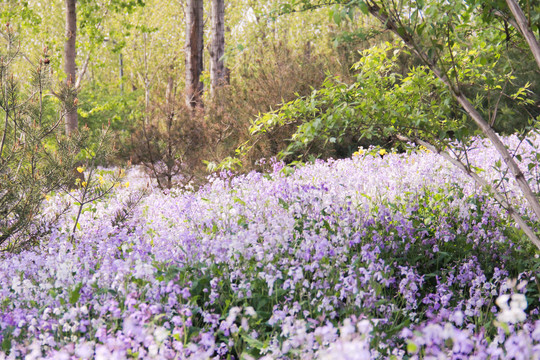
[278, 198, 289, 210]
[241, 333, 265, 350]
[407, 341, 419, 354]
[416, 23, 426, 35]
[1, 332, 11, 352]
[358, 1, 369, 14]
[69, 282, 83, 305]
[233, 197, 246, 206]
[332, 9, 341, 26]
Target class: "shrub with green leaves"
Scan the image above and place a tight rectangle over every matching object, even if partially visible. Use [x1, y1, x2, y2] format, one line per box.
[0, 27, 115, 251]
[219, 43, 462, 167]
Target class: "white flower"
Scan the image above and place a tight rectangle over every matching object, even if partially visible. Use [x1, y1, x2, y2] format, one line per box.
[451, 311, 464, 326]
[226, 306, 242, 324]
[339, 319, 356, 340]
[244, 306, 256, 317]
[95, 345, 112, 360]
[54, 351, 70, 360]
[133, 261, 154, 279]
[24, 340, 42, 360]
[510, 293, 527, 310]
[154, 326, 169, 343]
[241, 317, 249, 331]
[356, 320, 372, 334]
[496, 292, 528, 324]
[517, 280, 528, 291]
[495, 294, 510, 310]
[75, 342, 94, 359]
[506, 278, 517, 289]
[148, 344, 159, 356]
[498, 307, 526, 323]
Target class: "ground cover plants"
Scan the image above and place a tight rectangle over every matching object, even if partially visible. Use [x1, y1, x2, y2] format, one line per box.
[1, 135, 540, 359]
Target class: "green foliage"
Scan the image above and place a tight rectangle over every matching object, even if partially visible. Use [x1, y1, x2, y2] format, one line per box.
[217, 0, 540, 167]
[62, 125, 125, 240]
[203, 38, 339, 172]
[238, 43, 461, 163]
[0, 29, 71, 251]
[0, 28, 119, 251]
[77, 82, 143, 143]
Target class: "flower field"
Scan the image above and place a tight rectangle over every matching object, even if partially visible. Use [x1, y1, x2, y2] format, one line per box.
[1, 136, 540, 359]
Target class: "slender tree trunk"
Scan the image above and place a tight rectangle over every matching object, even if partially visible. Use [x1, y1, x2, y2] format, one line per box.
[64, 0, 77, 135]
[185, 0, 204, 109]
[166, 70, 175, 109]
[143, 33, 150, 125]
[210, 0, 228, 96]
[506, 0, 540, 71]
[119, 52, 124, 94]
[166, 72, 175, 189]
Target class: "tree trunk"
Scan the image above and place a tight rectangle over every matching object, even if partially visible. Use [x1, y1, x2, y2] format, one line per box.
[64, 0, 77, 135]
[506, 0, 540, 71]
[119, 52, 124, 94]
[143, 33, 150, 125]
[166, 70, 175, 109]
[185, 0, 204, 109]
[210, 0, 227, 96]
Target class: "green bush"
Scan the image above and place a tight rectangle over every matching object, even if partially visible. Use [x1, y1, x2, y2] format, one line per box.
[0, 27, 112, 251]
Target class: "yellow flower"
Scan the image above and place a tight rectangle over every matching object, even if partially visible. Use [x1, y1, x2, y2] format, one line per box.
[98, 175, 105, 185]
[379, 149, 387, 156]
[76, 166, 84, 173]
[353, 148, 365, 157]
[81, 181, 87, 187]
[124, 181, 130, 188]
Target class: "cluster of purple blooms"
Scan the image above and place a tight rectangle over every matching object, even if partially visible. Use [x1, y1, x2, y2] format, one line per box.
[1, 135, 539, 359]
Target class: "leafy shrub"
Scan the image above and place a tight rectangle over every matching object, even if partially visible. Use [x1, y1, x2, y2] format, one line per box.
[126, 40, 338, 188]
[0, 27, 118, 251]
[0, 29, 76, 251]
[202, 39, 341, 172]
[128, 94, 211, 189]
[238, 43, 463, 165]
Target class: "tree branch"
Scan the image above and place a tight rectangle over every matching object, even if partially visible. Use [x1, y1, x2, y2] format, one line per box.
[396, 134, 540, 250]
[505, 0, 540, 70]
[364, 0, 540, 230]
